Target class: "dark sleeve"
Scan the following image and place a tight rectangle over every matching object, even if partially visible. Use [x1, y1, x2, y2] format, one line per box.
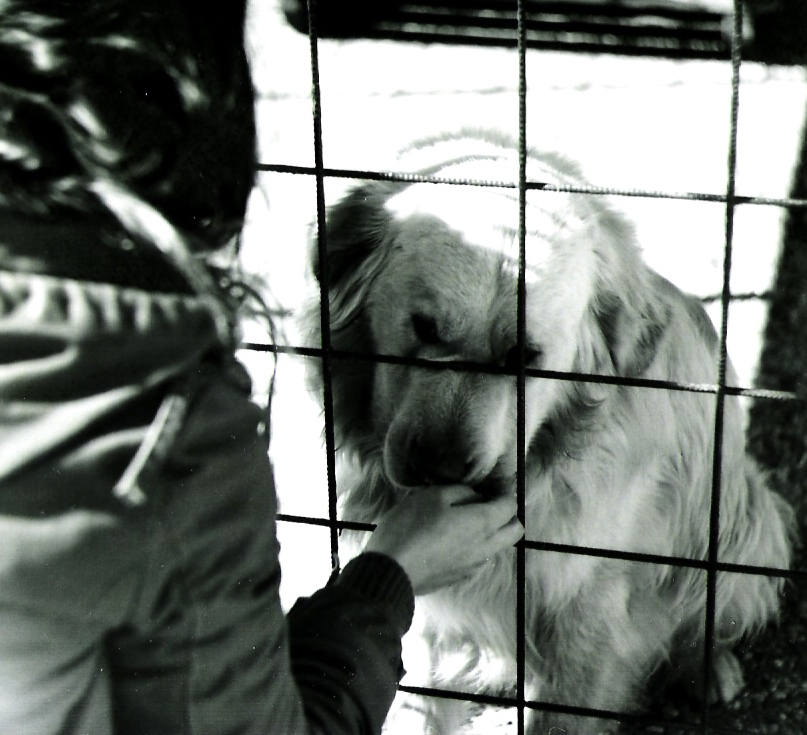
[286, 552, 416, 735]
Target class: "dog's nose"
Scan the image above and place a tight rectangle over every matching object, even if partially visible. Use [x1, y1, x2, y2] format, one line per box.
[406, 435, 475, 485]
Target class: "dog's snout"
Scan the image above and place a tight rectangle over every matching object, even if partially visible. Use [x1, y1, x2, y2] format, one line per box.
[405, 434, 475, 486]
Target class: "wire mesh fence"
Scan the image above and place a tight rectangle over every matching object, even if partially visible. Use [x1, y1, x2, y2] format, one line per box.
[246, 1, 807, 733]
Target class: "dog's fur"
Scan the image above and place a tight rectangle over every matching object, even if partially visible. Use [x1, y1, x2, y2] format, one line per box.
[306, 131, 794, 734]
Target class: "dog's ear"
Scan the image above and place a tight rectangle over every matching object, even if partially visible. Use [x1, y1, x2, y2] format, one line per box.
[311, 182, 403, 288]
[583, 209, 671, 380]
[306, 182, 402, 454]
[593, 290, 670, 379]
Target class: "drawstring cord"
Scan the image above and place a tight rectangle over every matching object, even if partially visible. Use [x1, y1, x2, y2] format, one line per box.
[90, 178, 239, 507]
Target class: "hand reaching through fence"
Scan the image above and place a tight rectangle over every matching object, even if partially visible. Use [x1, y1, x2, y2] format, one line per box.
[365, 486, 524, 596]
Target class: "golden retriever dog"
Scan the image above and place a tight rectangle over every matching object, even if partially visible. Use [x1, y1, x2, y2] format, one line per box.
[305, 130, 793, 734]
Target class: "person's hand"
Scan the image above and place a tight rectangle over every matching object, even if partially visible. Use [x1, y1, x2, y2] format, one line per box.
[363, 485, 523, 595]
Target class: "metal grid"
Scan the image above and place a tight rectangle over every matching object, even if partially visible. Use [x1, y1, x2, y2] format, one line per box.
[248, 1, 806, 732]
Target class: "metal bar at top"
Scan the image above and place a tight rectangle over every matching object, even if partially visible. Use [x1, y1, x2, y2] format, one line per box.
[256, 162, 807, 210]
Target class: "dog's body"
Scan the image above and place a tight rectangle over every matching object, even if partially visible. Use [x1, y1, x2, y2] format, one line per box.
[306, 131, 793, 734]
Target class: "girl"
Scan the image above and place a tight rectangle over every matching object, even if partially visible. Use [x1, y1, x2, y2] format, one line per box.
[0, 3, 522, 733]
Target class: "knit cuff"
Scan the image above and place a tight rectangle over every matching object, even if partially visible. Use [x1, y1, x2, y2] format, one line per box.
[334, 552, 415, 635]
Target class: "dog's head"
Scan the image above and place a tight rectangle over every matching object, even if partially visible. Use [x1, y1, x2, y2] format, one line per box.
[308, 134, 669, 497]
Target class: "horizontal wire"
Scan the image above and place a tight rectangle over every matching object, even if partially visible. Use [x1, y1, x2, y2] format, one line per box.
[242, 342, 801, 402]
[257, 162, 807, 209]
[277, 512, 806, 581]
[398, 683, 749, 735]
[398, 682, 515, 710]
[276, 512, 373, 532]
[399, 683, 636, 728]
[524, 539, 801, 580]
[701, 289, 771, 303]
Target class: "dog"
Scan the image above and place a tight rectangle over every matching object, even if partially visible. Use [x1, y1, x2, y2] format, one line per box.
[304, 130, 794, 734]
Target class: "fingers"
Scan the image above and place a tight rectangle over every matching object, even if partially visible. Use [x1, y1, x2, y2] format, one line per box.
[499, 515, 525, 544]
[483, 492, 520, 524]
[441, 484, 515, 512]
[473, 516, 524, 560]
[440, 484, 481, 506]
[434, 484, 523, 541]
[369, 484, 524, 596]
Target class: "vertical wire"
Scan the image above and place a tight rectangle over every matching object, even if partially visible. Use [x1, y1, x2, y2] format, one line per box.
[516, 1, 528, 733]
[305, 0, 341, 572]
[702, 0, 743, 727]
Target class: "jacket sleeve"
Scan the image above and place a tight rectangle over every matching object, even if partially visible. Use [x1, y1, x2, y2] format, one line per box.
[286, 552, 415, 735]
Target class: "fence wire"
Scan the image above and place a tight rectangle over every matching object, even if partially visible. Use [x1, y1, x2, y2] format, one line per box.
[702, 2, 742, 725]
[252, 1, 805, 733]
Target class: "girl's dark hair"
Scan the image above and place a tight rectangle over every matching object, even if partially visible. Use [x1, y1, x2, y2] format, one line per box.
[0, 0, 257, 249]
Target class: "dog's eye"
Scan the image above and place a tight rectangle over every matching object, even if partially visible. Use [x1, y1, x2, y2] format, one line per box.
[504, 345, 542, 370]
[411, 314, 441, 344]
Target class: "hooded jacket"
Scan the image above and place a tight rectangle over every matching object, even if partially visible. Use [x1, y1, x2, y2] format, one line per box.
[0, 224, 414, 735]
